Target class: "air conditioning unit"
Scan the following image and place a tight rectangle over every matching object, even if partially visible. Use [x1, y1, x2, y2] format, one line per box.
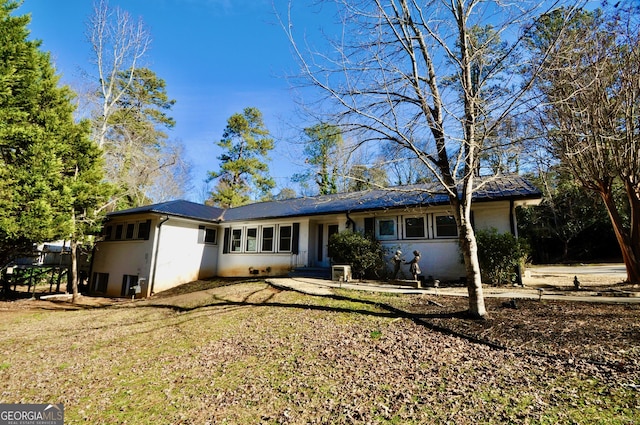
[331, 265, 351, 282]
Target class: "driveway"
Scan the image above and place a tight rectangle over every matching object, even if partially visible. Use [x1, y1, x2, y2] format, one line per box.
[527, 264, 627, 276]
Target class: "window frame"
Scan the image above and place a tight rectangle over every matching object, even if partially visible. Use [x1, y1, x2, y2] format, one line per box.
[137, 220, 151, 240]
[376, 218, 397, 240]
[404, 216, 426, 238]
[278, 225, 293, 252]
[434, 214, 458, 238]
[261, 226, 274, 252]
[246, 228, 258, 252]
[125, 223, 135, 240]
[204, 227, 217, 244]
[230, 228, 242, 252]
[114, 224, 124, 240]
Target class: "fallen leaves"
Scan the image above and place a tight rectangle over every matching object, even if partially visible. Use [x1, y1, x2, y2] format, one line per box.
[0, 283, 638, 424]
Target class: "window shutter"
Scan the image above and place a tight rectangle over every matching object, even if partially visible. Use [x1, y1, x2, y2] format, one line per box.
[198, 225, 205, 244]
[223, 228, 230, 254]
[292, 223, 300, 255]
[364, 217, 374, 238]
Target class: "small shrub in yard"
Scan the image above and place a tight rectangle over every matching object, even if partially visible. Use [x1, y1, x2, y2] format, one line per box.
[328, 230, 386, 279]
[476, 228, 529, 285]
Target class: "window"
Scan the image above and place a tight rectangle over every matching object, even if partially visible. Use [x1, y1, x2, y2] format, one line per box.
[405, 217, 425, 238]
[204, 228, 217, 244]
[115, 224, 123, 240]
[92, 272, 109, 293]
[103, 225, 113, 241]
[121, 274, 139, 297]
[125, 223, 135, 239]
[435, 215, 458, 237]
[262, 227, 274, 252]
[231, 229, 242, 252]
[377, 218, 396, 239]
[279, 225, 292, 252]
[246, 228, 257, 251]
[137, 220, 151, 240]
[199, 225, 218, 244]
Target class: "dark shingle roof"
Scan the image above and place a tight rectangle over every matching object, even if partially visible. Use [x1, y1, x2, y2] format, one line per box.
[107, 200, 224, 222]
[222, 174, 541, 221]
[107, 175, 541, 223]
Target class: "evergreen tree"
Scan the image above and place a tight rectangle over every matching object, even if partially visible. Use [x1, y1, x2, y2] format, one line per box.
[0, 1, 111, 301]
[208, 107, 275, 207]
[0, 0, 71, 264]
[292, 123, 343, 195]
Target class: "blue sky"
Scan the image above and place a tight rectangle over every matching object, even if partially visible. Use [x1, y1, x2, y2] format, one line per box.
[19, 0, 333, 201]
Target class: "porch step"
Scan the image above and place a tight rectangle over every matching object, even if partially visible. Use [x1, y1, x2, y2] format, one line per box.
[289, 267, 331, 279]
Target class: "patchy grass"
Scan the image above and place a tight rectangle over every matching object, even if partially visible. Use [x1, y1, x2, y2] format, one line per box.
[0, 280, 638, 424]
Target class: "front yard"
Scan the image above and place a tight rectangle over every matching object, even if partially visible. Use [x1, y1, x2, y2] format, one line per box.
[0, 280, 638, 424]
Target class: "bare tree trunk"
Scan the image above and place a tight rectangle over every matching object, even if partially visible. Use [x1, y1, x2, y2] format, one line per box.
[454, 197, 487, 318]
[600, 190, 640, 284]
[70, 239, 79, 303]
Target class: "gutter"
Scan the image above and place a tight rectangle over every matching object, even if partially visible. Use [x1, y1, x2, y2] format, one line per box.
[149, 216, 170, 295]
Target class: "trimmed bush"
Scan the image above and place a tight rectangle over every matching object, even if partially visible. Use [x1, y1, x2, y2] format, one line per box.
[328, 230, 386, 279]
[476, 228, 529, 285]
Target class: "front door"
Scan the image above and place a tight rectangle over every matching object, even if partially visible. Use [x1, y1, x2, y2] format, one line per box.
[316, 224, 339, 267]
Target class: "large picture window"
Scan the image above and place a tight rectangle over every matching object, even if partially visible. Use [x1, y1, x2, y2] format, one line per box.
[435, 215, 458, 237]
[279, 225, 292, 252]
[405, 217, 425, 238]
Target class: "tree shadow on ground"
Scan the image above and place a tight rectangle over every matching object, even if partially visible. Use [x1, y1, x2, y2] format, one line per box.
[138, 284, 503, 351]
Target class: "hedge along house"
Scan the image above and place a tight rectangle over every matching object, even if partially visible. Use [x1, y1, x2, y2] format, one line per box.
[90, 175, 542, 298]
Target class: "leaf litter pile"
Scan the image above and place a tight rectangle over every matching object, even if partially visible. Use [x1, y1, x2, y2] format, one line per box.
[0, 280, 638, 424]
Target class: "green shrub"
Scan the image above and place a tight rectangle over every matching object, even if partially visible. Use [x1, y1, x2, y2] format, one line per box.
[476, 228, 529, 285]
[328, 230, 386, 279]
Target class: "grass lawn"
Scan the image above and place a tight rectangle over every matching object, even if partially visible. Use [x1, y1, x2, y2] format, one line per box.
[0, 280, 638, 424]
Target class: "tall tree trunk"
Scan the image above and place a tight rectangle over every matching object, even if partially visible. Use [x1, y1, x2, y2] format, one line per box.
[453, 196, 487, 318]
[70, 239, 79, 303]
[599, 190, 640, 284]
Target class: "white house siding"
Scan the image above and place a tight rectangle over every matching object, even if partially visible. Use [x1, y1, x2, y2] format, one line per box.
[151, 217, 219, 293]
[472, 201, 512, 233]
[91, 218, 157, 298]
[91, 215, 220, 297]
[216, 218, 310, 277]
[350, 202, 516, 281]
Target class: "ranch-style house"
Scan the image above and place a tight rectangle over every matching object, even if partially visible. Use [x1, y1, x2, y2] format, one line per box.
[89, 175, 542, 298]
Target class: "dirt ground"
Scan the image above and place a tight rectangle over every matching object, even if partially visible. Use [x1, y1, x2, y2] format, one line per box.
[0, 265, 635, 311]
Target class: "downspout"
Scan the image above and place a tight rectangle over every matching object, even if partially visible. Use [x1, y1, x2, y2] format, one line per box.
[346, 211, 355, 231]
[509, 199, 517, 236]
[150, 216, 170, 295]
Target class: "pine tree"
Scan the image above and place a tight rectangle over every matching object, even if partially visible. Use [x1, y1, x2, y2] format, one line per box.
[208, 107, 275, 207]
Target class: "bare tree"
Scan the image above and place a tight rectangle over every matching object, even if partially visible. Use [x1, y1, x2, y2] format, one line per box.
[529, 4, 640, 283]
[88, 0, 150, 149]
[283, 0, 580, 317]
[87, 1, 189, 207]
